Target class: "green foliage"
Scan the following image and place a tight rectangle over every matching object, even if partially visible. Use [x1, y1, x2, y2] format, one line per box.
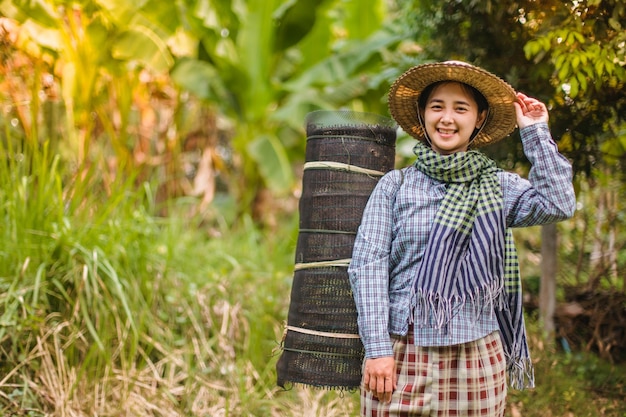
[0, 131, 146, 362]
[522, 0, 626, 180]
[523, 2, 625, 99]
[169, 0, 403, 209]
[0, 0, 171, 173]
[0, 130, 359, 414]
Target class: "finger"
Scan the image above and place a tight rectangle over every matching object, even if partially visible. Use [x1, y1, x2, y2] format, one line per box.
[380, 391, 390, 403]
[513, 100, 524, 123]
[516, 97, 529, 114]
[525, 100, 540, 110]
[516, 93, 532, 107]
[383, 377, 394, 403]
[376, 376, 385, 399]
[370, 374, 381, 394]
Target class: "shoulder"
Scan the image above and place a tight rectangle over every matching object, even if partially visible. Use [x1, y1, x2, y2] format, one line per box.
[376, 169, 406, 193]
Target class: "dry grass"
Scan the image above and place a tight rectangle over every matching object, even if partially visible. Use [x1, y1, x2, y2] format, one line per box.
[0, 274, 357, 417]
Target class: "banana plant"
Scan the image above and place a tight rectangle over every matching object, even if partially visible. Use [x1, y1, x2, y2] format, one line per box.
[170, 0, 403, 218]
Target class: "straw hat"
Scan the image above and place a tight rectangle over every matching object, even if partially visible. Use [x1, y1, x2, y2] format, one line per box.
[388, 61, 517, 147]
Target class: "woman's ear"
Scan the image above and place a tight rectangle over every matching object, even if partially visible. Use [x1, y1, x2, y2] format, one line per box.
[476, 109, 488, 128]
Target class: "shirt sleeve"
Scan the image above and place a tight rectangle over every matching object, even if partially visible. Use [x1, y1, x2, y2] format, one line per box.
[502, 122, 576, 227]
[347, 171, 400, 359]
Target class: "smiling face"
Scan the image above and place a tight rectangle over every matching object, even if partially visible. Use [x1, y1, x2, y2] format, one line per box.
[420, 81, 488, 155]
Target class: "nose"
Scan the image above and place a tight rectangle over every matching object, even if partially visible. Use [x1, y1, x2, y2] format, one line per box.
[440, 111, 453, 124]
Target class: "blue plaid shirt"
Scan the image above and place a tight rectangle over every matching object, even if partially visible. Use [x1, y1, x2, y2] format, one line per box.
[348, 123, 576, 359]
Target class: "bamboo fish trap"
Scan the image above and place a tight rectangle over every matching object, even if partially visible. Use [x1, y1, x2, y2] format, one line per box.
[276, 110, 397, 390]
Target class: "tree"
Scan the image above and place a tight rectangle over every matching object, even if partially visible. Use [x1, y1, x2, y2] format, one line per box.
[523, 0, 626, 178]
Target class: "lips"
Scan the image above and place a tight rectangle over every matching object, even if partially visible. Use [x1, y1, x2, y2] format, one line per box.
[437, 128, 457, 136]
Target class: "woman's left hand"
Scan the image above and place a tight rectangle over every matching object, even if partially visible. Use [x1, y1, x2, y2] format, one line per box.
[514, 92, 549, 129]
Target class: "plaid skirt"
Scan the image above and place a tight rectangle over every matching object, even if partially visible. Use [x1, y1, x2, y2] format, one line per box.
[360, 328, 507, 417]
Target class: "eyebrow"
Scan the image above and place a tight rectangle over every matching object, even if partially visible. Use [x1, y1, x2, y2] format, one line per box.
[428, 98, 473, 107]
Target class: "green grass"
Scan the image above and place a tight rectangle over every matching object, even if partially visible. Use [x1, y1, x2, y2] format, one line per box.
[507, 320, 626, 417]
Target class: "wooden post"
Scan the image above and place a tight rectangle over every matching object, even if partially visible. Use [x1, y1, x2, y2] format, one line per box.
[540, 223, 557, 337]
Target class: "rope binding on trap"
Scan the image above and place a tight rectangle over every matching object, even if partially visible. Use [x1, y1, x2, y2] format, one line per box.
[303, 161, 386, 177]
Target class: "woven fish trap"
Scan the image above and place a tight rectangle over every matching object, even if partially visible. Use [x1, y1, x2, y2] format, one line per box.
[276, 110, 397, 390]
[295, 230, 355, 264]
[305, 110, 396, 180]
[287, 267, 359, 330]
[277, 267, 363, 389]
[299, 169, 380, 232]
[278, 325, 364, 389]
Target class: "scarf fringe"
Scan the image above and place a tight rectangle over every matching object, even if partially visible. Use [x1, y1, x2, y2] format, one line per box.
[410, 280, 506, 331]
[503, 327, 536, 389]
[506, 356, 535, 390]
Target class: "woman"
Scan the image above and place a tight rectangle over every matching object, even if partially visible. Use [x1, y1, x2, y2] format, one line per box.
[348, 61, 576, 416]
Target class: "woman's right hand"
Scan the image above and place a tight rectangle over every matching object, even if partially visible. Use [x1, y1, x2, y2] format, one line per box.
[515, 92, 549, 128]
[363, 356, 397, 403]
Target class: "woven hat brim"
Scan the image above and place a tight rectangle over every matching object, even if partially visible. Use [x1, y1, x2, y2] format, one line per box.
[388, 62, 517, 147]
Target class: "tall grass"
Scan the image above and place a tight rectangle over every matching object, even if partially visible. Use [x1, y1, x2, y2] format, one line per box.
[0, 124, 360, 415]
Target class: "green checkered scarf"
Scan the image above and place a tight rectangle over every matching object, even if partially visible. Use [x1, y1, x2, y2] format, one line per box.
[412, 141, 534, 389]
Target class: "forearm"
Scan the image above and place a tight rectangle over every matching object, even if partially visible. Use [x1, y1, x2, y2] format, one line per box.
[506, 123, 576, 227]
